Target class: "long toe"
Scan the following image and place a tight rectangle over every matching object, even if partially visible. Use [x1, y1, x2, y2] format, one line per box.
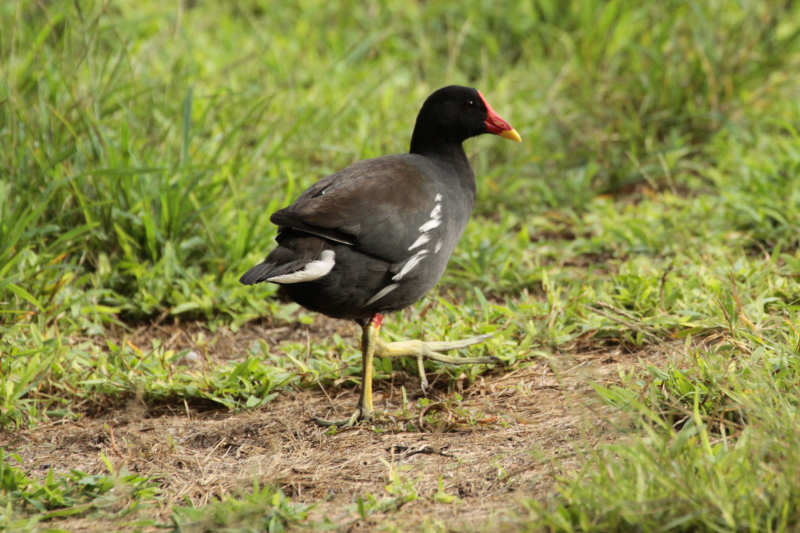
[421, 333, 495, 352]
[373, 333, 498, 396]
[375, 333, 499, 365]
[314, 408, 370, 428]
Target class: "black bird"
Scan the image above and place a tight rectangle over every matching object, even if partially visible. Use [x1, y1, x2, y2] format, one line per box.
[241, 85, 521, 426]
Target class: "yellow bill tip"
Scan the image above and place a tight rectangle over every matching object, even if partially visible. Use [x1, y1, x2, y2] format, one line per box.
[499, 128, 522, 142]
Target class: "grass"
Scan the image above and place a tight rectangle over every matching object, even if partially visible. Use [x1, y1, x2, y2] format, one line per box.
[0, 450, 160, 530]
[2, 0, 800, 530]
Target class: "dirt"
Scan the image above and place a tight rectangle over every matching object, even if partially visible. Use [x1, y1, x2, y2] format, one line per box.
[2, 318, 674, 532]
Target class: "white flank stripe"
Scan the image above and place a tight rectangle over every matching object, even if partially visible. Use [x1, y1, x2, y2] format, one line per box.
[267, 250, 335, 284]
[418, 196, 443, 233]
[408, 234, 431, 251]
[418, 218, 441, 232]
[393, 250, 428, 281]
[365, 283, 399, 306]
[396, 194, 442, 282]
[434, 240, 443, 253]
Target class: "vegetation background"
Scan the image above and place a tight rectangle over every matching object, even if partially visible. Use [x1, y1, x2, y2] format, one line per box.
[2, 0, 800, 530]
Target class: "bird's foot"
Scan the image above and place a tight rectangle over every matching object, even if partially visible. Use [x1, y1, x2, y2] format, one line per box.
[314, 407, 373, 428]
[375, 332, 498, 392]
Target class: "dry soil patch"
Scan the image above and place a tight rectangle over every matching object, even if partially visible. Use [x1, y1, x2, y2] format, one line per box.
[2, 320, 673, 531]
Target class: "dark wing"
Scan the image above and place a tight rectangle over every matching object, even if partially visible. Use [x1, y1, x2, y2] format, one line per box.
[270, 154, 439, 263]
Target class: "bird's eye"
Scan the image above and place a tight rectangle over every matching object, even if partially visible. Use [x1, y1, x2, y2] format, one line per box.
[466, 99, 475, 107]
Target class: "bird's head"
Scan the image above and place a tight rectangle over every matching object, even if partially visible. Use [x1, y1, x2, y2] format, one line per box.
[413, 85, 521, 147]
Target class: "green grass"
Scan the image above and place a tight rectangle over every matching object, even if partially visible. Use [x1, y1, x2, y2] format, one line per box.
[2, 0, 800, 530]
[171, 483, 310, 533]
[0, 450, 160, 530]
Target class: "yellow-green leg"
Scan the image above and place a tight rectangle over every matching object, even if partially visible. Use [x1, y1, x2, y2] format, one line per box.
[315, 314, 381, 427]
[314, 313, 498, 427]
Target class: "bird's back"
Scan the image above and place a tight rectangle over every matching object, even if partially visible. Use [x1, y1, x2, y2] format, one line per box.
[240, 153, 476, 320]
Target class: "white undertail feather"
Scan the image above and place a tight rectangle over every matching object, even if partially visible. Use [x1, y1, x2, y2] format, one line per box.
[267, 250, 335, 284]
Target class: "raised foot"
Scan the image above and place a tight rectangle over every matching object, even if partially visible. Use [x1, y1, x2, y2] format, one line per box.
[375, 332, 499, 392]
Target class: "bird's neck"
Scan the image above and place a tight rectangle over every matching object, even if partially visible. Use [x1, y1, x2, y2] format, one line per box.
[409, 135, 471, 171]
[409, 137, 475, 197]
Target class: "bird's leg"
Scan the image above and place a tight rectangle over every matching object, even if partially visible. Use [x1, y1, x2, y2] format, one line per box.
[315, 314, 382, 427]
[356, 314, 380, 421]
[314, 317, 497, 426]
[374, 332, 497, 392]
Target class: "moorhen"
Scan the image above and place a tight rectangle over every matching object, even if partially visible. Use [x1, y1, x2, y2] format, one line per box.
[241, 85, 521, 426]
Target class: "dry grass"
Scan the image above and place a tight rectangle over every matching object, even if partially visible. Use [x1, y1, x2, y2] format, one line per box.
[0, 319, 677, 531]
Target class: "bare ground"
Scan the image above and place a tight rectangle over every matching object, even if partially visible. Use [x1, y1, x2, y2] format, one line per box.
[2, 317, 673, 532]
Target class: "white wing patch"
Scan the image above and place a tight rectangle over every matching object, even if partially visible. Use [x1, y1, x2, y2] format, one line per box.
[268, 250, 335, 284]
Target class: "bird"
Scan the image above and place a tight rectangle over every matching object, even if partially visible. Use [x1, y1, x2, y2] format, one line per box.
[240, 85, 521, 426]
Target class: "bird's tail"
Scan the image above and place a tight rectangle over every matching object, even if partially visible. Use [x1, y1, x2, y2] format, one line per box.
[239, 262, 277, 285]
[239, 245, 335, 286]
